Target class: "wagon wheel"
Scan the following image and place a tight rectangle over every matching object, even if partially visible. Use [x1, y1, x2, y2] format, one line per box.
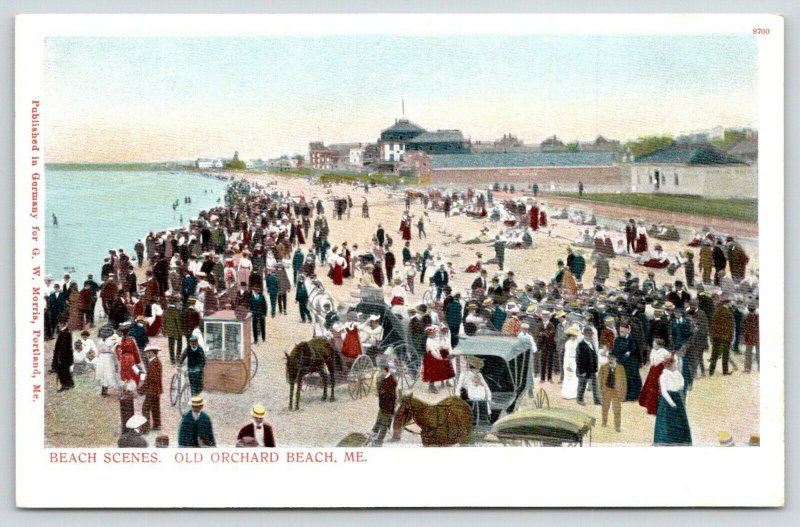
[535, 387, 550, 409]
[179, 383, 192, 414]
[169, 373, 180, 406]
[250, 352, 259, 380]
[393, 344, 420, 391]
[347, 355, 375, 400]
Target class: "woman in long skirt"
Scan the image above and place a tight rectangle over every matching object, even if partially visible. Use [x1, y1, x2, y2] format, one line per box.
[561, 325, 580, 399]
[654, 355, 692, 445]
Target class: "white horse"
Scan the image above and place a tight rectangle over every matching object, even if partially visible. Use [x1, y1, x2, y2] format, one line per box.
[306, 277, 336, 337]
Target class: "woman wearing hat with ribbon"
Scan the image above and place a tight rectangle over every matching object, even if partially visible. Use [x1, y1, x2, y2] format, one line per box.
[237, 405, 276, 447]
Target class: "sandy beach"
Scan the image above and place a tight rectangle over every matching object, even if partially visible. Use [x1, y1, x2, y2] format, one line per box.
[44, 171, 760, 448]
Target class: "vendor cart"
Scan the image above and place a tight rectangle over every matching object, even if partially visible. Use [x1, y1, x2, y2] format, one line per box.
[202, 310, 257, 393]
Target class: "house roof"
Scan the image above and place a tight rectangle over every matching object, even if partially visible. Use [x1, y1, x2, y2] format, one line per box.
[407, 130, 465, 144]
[430, 151, 615, 169]
[380, 118, 426, 135]
[635, 144, 747, 165]
[726, 138, 758, 156]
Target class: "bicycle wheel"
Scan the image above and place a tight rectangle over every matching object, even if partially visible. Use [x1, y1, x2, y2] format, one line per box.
[179, 383, 192, 414]
[169, 374, 180, 406]
[250, 352, 259, 380]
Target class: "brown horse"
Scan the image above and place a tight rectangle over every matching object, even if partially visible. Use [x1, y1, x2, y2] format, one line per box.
[391, 394, 473, 446]
[285, 338, 336, 411]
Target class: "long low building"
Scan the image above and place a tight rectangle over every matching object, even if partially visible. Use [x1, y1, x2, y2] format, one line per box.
[425, 151, 627, 191]
[630, 145, 756, 199]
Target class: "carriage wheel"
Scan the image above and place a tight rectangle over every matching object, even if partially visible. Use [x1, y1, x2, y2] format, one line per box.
[535, 388, 550, 409]
[169, 374, 180, 406]
[394, 345, 420, 391]
[179, 383, 192, 414]
[250, 352, 259, 380]
[347, 355, 375, 400]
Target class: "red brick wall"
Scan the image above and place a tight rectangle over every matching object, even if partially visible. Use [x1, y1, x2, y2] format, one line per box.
[430, 165, 626, 187]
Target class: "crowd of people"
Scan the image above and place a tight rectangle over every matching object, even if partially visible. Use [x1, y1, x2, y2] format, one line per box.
[45, 179, 759, 448]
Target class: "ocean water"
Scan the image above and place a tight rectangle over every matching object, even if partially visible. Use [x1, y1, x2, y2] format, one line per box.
[45, 169, 229, 282]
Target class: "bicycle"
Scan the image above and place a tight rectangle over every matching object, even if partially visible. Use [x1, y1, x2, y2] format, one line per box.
[169, 365, 192, 414]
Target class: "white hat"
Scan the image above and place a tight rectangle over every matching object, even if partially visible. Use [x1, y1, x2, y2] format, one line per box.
[126, 415, 147, 429]
[368, 314, 380, 322]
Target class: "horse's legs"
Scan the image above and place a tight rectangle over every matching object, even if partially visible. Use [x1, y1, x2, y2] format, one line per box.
[328, 358, 336, 402]
[295, 380, 301, 410]
[289, 382, 294, 411]
[320, 366, 328, 402]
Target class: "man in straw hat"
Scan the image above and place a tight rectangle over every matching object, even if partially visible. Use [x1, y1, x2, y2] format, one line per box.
[598, 350, 627, 432]
[456, 356, 493, 426]
[237, 405, 276, 447]
[373, 362, 398, 446]
[118, 414, 148, 448]
[140, 344, 163, 433]
[178, 396, 216, 447]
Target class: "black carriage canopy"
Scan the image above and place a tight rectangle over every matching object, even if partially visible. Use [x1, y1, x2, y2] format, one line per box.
[453, 336, 533, 411]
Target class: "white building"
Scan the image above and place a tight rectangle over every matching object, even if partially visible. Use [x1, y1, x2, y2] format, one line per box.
[349, 147, 365, 166]
[213, 158, 224, 168]
[195, 158, 213, 169]
[629, 145, 755, 198]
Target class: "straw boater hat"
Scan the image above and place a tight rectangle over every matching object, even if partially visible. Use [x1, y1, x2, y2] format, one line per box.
[565, 325, 581, 336]
[191, 396, 204, 408]
[126, 415, 147, 430]
[467, 356, 485, 369]
[526, 304, 538, 314]
[718, 431, 734, 447]
[483, 298, 494, 306]
[251, 405, 267, 419]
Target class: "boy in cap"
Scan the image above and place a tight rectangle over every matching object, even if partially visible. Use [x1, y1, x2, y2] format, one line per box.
[179, 334, 206, 396]
[118, 415, 148, 448]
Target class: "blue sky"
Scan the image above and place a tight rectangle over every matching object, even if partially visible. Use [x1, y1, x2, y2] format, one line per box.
[45, 34, 758, 162]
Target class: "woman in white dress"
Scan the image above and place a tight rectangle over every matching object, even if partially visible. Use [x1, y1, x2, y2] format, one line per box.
[95, 334, 120, 397]
[561, 325, 581, 399]
[237, 251, 253, 285]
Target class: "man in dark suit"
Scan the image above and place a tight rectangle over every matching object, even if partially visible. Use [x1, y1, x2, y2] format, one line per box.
[625, 218, 637, 253]
[471, 269, 488, 296]
[374, 365, 398, 446]
[237, 405, 276, 447]
[249, 285, 268, 343]
[576, 326, 601, 405]
[51, 319, 74, 392]
[141, 345, 163, 433]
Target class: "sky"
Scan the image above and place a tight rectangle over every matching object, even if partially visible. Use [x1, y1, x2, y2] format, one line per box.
[44, 34, 758, 162]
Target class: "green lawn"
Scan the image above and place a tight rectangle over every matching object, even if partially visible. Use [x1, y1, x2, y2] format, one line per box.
[554, 193, 757, 223]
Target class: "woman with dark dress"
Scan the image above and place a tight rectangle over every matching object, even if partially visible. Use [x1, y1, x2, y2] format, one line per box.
[654, 354, 692, 446]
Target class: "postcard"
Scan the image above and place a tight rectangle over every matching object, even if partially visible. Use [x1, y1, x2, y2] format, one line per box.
[15, 13, 784, 507]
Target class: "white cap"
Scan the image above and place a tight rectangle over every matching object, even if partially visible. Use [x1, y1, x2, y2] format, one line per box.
[126, 414, 147, 429]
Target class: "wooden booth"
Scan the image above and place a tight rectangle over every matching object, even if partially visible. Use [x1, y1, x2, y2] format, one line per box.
[202, 310, 253, 393]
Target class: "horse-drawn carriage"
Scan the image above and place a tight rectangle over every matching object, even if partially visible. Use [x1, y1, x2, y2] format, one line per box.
[387, 333, 594, 447]
[292, 284, 421, 407]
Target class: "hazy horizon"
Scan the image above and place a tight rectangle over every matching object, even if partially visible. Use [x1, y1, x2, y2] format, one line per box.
[45, 34, 758, 163]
